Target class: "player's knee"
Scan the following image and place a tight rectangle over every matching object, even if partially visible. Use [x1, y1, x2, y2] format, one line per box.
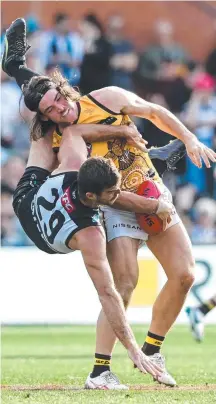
[179, 265, 195, 293]
[170, 253, 195, 293]
[117, 278, 137, 307]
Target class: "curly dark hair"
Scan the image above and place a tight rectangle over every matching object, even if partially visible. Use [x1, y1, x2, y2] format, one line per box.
[22, 69, 81, 141]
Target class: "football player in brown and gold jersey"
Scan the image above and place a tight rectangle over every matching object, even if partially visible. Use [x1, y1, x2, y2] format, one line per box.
[2, 18, 216, 389]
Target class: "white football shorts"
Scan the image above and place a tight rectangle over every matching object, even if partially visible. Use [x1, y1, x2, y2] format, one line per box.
[101, 184, 180, 244]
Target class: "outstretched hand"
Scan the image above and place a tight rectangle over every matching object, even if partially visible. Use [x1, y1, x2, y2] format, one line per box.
[185, 137, 216, 168]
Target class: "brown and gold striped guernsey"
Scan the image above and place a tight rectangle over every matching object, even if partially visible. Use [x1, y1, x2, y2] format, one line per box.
[52, 94, 162, 193]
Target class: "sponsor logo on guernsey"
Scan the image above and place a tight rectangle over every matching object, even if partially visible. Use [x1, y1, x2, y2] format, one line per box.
[113, 223, 141, 230]
[71, 190, 76, 200]
[30, 173, 37, 187]
[61, 187, 75, 214]
[92, 213, 100, 223]
[98, 117, 117, 125]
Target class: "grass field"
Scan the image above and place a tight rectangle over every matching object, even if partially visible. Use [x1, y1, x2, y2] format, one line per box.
[1, 325, 216, 404]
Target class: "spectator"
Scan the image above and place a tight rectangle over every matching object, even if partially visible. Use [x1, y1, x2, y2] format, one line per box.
[191, 198, 216, 244]
[106, 13, 138, 91]
[44, 12, 84, 85]
[79, 13, 112, 94]
[214, 163, 216, 199]
[205, 23, 216, 79]
[181, 72, 216, 196]
[175, 184, 197, 214]
[1, 27, 6, 55]
[1, 184, 33, 247]
[138, 20, 190, 81]
[11, 101, 32, 160]
[1, 70, 22, 149]
[164, 61, 197, 113]
[206, 47, 216, 79]
[25, 15, 46, 73]
[1, 156, 26, 192]
[1, 68, 31, 163]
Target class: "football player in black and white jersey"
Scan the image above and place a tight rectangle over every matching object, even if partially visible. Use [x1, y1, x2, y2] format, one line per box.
[13, 125, 175, 386]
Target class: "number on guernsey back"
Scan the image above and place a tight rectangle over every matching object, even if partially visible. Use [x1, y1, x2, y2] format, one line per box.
[37, 188, 65, 244]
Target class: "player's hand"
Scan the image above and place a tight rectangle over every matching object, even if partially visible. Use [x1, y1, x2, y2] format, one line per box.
[185, 137, 216, 168]
[124, 123, 148, 152]
[156, 196, 174, 231]
[128, 346, 162, 378]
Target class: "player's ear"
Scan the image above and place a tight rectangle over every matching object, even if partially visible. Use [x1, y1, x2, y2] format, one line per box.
[86, 192, 96, 201]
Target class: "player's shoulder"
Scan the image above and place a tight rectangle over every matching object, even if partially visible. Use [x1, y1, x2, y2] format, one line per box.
[89, 87, 129, 112]
[90, 86, 126, 98]
[48, 170, 78, 188]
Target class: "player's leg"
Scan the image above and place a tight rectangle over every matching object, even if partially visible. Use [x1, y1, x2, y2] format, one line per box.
[27, 135, 57, 171]
[146, 222, 195, 336]
[142, 221, 195, 384]
[13, 130, 57, 206]
[13, 135, 58, 252]
[186, 294, 216, 342]
[14, 134, 57, 212]
[85, 236, 140, 390]
[52, 126, 87, 175]
[2, 18, 39, 88]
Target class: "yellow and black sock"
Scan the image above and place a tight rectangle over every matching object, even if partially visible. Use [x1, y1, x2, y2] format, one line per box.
[142, 331, 165, 356]
[90, 353, 111, 378]
[198, 297, 216, 316]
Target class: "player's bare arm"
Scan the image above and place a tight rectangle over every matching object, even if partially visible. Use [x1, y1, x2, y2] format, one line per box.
[112, 191, 173, 228]
[91, 86, 216, 169]
[58, 123, 148, 152]
[69, 225, 162, 378]
[53, 125, 145, 174]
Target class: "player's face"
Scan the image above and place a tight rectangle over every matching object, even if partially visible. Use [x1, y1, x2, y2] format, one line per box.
[39, 89, 78, 123]
[97, 184, 121, 205]
[85, 184, 121, 207]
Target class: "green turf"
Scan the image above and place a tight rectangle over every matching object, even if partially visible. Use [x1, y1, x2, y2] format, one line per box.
[1, 325, 216, 403]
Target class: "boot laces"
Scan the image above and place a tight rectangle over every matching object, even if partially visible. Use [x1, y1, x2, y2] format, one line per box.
[104, 371, 120, 385]
[8, 32, 30, 56]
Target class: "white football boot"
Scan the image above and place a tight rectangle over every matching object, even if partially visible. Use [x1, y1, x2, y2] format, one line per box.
[185, 306, 204, 342]
[149, 353, 177, 387]
[85, 370, 129, 390]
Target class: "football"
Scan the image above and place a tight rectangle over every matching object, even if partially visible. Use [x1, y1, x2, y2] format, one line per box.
[136, 180, 163, 235]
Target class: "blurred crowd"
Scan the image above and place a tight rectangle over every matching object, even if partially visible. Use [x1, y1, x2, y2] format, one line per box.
[1, 12, 216, 246]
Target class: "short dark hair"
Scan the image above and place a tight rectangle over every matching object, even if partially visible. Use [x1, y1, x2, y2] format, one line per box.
[78, 157, 121, 200]
[54, 12, 69, 25]
[83, 13, 104, 35]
